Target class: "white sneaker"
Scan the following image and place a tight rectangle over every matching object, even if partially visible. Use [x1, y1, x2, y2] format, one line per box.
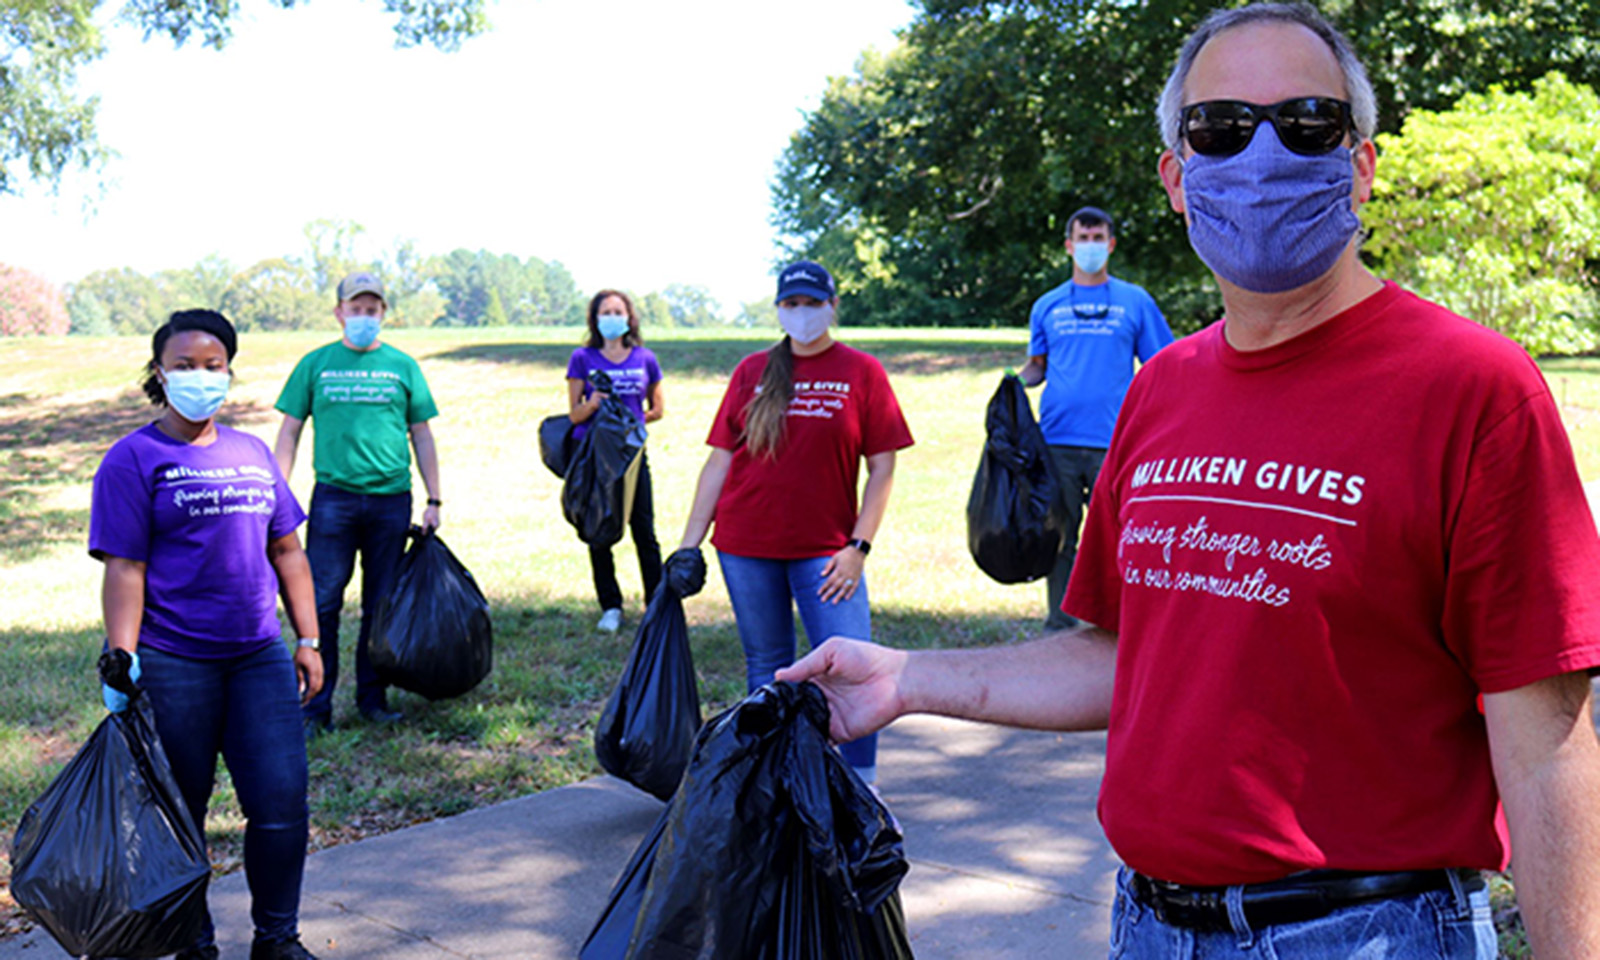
[597, 608, 623, 633]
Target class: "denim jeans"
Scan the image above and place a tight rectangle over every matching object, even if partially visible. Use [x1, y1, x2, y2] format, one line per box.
[589, 453, 663, 611]
[137, 643, 309, 946]
[304, 482, 412, 721]
[1108, 867, 1496, 959]
[1047, 445, 1106, 629]
[716, 551, 877, 772]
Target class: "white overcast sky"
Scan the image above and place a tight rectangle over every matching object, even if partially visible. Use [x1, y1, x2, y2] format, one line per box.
[0, 0, 915, 314]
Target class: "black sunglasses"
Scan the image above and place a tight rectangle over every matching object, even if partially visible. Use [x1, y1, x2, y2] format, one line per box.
[1181, 97, 1353, 157]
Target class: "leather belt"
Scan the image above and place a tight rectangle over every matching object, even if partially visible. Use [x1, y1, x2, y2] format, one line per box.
[1129, 868, 1485, 932]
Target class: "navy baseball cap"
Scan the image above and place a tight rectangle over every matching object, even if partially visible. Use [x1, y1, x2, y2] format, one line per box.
[1066, 206, 1115, 237]
[774, 260, 836, 304]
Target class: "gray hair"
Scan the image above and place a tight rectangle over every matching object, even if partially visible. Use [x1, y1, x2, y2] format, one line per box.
[1155, 3, 1378, 151]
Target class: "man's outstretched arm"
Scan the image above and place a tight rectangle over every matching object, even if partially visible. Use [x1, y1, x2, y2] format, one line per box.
[777, 626, 1117, 744]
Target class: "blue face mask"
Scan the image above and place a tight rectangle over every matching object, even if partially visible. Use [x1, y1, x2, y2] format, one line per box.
[1181, 125, 1361, 293]
[162, 368, 230, 423]
[1072, 241, 1110, 276]
[597, 315, 630, 341]
[344, 314, 381, 349]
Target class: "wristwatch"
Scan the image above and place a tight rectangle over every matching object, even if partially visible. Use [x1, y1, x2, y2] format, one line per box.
[297, 637, 321, 651]
[846, 538, 872, 555]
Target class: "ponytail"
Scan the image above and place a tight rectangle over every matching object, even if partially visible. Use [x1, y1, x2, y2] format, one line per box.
[742, 337, 795, 459]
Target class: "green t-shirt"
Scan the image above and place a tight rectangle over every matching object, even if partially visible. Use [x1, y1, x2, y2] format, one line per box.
[274, 342, 439, 495]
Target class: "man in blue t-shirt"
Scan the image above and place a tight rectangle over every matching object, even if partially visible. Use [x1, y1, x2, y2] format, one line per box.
[1019, 206, 1174, 628]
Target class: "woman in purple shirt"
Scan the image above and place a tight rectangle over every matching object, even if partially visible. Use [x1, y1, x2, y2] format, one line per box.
[566, 290, 665, 633]
[88, 310, 324, 960]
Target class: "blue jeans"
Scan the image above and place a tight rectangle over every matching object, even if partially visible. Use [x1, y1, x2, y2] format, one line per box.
[716, 551, 876, 772]
[1109, 867, 1496, 959]
[1047, 445, 1106, 628]
[304, 482, 412, 721]
[138, 643, 310, 946]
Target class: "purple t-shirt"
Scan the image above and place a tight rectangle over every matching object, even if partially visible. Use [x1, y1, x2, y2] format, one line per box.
[566, 346, 663, 440]
[89, 423, 306, 659]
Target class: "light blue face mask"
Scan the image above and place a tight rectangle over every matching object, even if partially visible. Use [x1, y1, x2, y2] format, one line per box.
[1072, 241, 1110, 275]
[162, 368, 230, 423]
[597, 315, 631, 341]
[344, 314, 381, 349]
[1182, 124, 1361, 294]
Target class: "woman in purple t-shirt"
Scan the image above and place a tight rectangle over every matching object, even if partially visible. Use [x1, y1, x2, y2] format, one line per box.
[566, 289, 665, 633]
[88, 310, 325, 960]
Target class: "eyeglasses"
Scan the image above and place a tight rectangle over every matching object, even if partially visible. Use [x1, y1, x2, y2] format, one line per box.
[1180, 97, 1353, 157]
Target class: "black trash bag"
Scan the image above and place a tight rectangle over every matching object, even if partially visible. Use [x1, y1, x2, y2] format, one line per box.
[593, 549, 708, 800]
[10, 683, 209, 959]
[369, 526, 494, 700]
[562, 371, 647, 547]
[581, 681, 914, 960]
[539, 414, 576, 479]
[967, 374, 1065, 584]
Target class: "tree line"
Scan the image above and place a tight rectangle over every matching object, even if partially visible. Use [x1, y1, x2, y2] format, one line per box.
[773, 0, 1600, 354]
[0, 219, 753, 337]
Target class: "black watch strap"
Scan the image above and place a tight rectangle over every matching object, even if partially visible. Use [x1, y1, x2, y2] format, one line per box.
[846, 538, 872, 555]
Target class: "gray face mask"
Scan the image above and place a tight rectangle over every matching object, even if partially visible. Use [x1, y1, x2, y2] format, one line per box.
[778, 304, 834, 344]
[1182, 125, 1361, 293]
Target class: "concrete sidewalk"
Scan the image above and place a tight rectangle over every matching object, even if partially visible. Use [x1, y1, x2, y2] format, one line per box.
[0, 716, 1118, 959]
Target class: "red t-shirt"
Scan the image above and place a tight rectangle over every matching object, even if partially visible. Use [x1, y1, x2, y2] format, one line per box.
[1066, 282, 1600, 885]
[708, 342, 914, 559]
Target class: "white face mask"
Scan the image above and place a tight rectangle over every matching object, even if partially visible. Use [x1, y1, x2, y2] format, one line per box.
[161, 368, 231, 423]
[777, 303, 835, 345]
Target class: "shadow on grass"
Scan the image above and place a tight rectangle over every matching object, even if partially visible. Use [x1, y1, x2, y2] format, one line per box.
[0, 392, 279, 564]
[429, 336, 1026, 380]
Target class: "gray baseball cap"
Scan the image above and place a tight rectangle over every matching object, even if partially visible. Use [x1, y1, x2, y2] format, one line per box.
[337, 271, 386, 304]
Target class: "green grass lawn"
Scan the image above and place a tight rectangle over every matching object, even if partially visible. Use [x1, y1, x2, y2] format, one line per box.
[0, 324, 1050, 922]
[2, 325, 1596, 950]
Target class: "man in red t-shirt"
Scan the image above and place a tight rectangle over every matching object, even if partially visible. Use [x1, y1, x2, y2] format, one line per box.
[780, 5, 1600, 957]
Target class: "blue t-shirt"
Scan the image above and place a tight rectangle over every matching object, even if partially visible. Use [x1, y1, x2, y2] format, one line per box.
[1027, 276, 1174, 447]
[88, 423, 306, 658]
[566, 346, 663, 440]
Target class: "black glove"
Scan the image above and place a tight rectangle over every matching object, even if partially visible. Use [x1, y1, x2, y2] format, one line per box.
[590, 370, 615, 393]
[664, 547, 707, 598]
[98, 647, 141, 712]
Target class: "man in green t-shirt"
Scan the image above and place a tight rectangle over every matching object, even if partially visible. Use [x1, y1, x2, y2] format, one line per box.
[274, 271, 443, 733]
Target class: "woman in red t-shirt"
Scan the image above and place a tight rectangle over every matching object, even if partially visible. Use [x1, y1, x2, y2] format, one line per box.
[678, 261, 913, 782]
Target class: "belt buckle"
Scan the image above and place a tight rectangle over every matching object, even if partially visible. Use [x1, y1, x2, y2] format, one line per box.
[1133, 874, 1171, 925]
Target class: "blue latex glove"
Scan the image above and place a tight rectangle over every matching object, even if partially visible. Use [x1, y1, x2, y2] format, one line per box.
[99, 648, 141, 713]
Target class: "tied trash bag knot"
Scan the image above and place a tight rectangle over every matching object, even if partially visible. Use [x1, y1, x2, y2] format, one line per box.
[593, 548, 705, 800]
[369, 526, 494, 701]
[583, 681, 914, 960]
[967, 373, 1065, 584]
